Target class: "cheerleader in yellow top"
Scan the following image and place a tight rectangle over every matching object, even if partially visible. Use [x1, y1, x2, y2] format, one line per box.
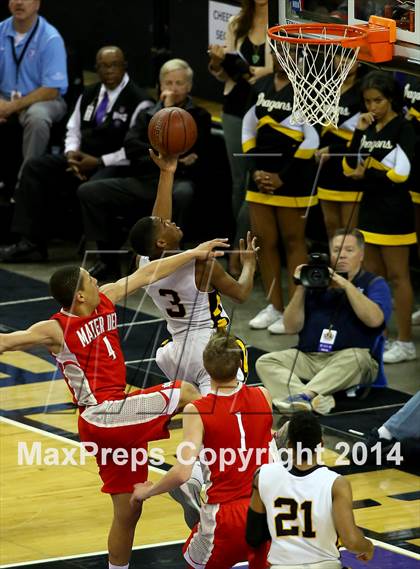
[344, 71, 416, 363]
[242, 54, 319, 333]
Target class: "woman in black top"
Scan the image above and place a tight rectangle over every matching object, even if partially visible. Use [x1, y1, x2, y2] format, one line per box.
[208, 0, 272, 275]
[243, 54, 319, 333]
[403, 76, 420, 326]
[344, 71, 416, 363]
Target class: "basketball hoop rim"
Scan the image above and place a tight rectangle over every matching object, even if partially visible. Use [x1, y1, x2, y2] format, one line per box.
[268, 23, 368, 49]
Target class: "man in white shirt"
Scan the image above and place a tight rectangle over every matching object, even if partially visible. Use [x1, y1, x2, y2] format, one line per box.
[0, 46, 153, 264]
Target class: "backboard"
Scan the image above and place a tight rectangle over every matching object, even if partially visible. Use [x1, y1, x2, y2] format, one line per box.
[278, 0, 420, 76]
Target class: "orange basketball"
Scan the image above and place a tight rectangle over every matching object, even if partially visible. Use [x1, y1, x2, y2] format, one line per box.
[148, 107, 198, 156]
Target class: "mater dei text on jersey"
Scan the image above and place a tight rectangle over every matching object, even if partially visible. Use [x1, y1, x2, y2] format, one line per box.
[76, 313, 118, 348]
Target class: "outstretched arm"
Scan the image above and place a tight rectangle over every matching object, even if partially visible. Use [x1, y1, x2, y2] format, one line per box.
[0, 320, 63, 355]
[130, 404, 204, 503]
[150, 150, 177, 220]
[101, 238, 230, 304]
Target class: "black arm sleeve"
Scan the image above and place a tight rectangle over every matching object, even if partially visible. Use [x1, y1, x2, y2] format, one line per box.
[246, 508, 271, 548]
[344, 128, 364, 169]
[124, 110, 153, 168]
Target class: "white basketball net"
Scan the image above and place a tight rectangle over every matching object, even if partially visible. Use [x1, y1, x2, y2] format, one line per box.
[269, 27, 360, 127]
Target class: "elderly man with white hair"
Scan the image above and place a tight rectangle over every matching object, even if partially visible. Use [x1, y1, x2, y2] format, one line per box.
[77, 58, 212, 281]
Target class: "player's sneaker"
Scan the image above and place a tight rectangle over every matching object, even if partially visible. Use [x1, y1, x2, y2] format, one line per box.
[268, 315, 286, 334]
[383, 341, 416, 364]
[276, 393, 312, 412]
[169, 476, 202, 529]
[249, 304, 282, 329]
[412, 309, 420, 325]
[353, 428, 397, 465]
[311, 394, 335, 415]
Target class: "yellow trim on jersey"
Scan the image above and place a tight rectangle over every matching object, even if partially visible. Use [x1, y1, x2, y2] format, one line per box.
[322, 126, 353, 141]
[407, 106, 420, 120]
[364, 157, 387, 171]
[359, 157, 408, 183]
[208, 291, 229, 329]
[243, 138, 257, 153]
[317, 187, 362, 202]
[294, 147, 316, 159]
[246, 190, 318, 208]
[387, 169, 409, 183]
[410, 191, 420, 205]
[342, 157, 355, 176]
[257, 116, 304, 142]
[234, 337, 249, 380]
[360, 230, 417, 246]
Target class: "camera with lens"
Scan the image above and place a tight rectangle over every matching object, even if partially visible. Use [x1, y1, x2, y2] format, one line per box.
[299, 252, 331, 289]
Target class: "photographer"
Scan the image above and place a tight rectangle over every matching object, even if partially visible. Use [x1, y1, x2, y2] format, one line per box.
[256, 229, 392, 415]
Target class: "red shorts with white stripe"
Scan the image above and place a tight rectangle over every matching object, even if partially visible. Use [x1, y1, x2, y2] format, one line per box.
[183, 498, 269, 569]
[78, 381, 181, 494]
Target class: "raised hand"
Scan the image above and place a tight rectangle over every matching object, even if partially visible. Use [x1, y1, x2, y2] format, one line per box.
[160, 89, 177, 108]
[149, 148, 178, 173]
[192, 238, 230, 260]
[239, 231, 259, 266]
[357, 112, 376, 131]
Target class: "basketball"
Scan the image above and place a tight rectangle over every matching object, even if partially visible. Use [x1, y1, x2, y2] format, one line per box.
[148, 107, 198, 156]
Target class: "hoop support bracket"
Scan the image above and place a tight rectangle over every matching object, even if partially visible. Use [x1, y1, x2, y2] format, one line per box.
[353, 16, 396, 63]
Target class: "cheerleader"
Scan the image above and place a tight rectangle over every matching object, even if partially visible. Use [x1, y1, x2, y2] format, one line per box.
[343, 71, 416, 363]
[243, 54, 319, 333]
[403, 76, 420, 325]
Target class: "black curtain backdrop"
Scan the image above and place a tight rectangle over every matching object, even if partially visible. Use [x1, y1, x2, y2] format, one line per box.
[1, 1, 279, 98]
[0, 1, 248, 98]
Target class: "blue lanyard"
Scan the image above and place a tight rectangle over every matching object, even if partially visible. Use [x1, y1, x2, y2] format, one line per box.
[10, 17, 40, 84]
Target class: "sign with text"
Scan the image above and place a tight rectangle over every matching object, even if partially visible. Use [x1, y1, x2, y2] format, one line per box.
[209, 1, 240, 45]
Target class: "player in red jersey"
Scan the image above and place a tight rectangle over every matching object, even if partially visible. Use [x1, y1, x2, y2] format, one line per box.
[0, 197, 229, 568]
[131, 332, 275, 569]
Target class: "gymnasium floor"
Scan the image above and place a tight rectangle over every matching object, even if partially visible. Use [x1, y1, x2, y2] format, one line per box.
[0, 252, 419, 568]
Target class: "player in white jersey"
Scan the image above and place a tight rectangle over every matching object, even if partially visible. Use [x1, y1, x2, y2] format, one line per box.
[246, 412, 374, 569]
[130, 151, 258, 395]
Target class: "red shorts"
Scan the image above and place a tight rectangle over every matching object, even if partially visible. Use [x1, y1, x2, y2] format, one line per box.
[183, 498, 269, 569]
[78, 381, 181, 494]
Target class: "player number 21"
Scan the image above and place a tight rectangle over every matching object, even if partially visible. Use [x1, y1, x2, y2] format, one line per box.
[274, 498, 316, 538]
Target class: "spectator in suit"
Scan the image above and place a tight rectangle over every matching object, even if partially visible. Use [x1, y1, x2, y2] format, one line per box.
[77, 58, 212, 281]
[0, 46, 153, 262]
[0, 0, 68, 191]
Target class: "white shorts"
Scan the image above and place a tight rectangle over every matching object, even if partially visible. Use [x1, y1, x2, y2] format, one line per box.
[156, 329, 214, 394]
[270, 561, 342, 569]
[156, 329, 247, 395]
